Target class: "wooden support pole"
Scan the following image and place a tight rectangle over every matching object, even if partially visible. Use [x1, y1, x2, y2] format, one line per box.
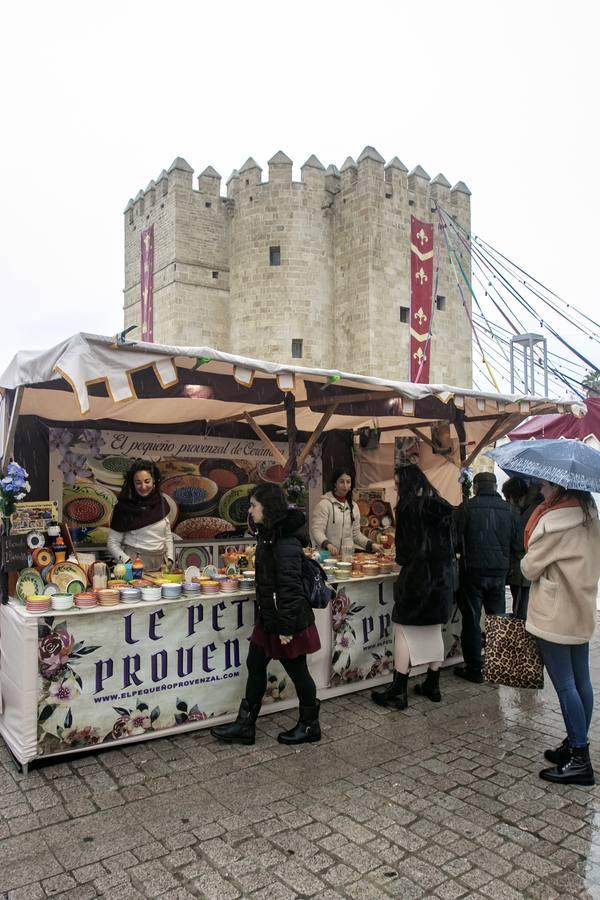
[297, 404, 339, 468]
[242, 413, 287, 467]
[463, 415, 509, 468]
[285, 393, 297, 474]
[409, 427, 437, 451]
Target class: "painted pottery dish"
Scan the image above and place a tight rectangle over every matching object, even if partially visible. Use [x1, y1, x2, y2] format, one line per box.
[63, 483, 116, 528]
[87, 455, 132, 489]
[120, 587, 142, 603]
[161, 573, 183, 584]
[32, 546, 54, 569]
[238, 578, 255, 591]
[97, 589, 120, 606]
[66, 578, 85, 595]
[175, 516, 235, 541]
[202, 564, 218, 578]
[26, 595, 51, 612]
[52, 594, 74, 610]
[141, 586, 162, 601]
[43, 583, 60, 596]
[75, 592, 98, 608]
[184, 565, 201, 583]
[26, 531, 45, 550]
[371, 499, 387, 518]
[16, 569, 45, 600]
[49, 561, 88, 593]
[177, 546, 213, 570]
[377, 561, 394, 574]
[162, 584, 182, 599]
[218, 484, 256, 527]
[257, 461, 287, 484]
[199, 459, 247, 492]
[161, 475, 219, 516]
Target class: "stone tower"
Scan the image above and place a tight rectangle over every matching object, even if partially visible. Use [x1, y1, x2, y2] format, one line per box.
[124, 147, 472, 385]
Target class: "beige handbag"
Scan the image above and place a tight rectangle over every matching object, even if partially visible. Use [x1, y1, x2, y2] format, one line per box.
[484, 614, 544, 689]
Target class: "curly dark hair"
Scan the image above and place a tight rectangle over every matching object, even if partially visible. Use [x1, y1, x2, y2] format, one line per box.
[250, 483, 289, 529]
[121, 459, 162, 502]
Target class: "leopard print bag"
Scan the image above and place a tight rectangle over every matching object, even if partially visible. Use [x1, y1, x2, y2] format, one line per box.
[483, 614, 544, 689]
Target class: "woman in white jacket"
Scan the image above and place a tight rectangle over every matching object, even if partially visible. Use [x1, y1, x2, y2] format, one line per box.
[310, 469, 384, 557]
[522, 481, 600, 786]
[107, 460, 174, 571]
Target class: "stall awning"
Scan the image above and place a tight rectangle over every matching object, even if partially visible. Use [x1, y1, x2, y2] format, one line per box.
[0, 332, 577, 467]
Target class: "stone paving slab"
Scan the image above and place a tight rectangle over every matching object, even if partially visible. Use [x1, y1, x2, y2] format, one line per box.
[3, 629, 600, 898]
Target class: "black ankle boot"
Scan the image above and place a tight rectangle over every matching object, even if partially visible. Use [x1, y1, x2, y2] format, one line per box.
[539, 744, 595, 786]
[371, 671, 408, 710]
[414, 668, 441, 702]
[544, 736, 570, 766]
[277, 700, 321, 745]
[210, 699, 260, 745]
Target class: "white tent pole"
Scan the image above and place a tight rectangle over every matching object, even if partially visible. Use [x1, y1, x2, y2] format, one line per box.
[1, 387, 24, 473]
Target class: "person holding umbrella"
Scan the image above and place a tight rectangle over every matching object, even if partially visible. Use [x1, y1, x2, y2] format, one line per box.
[490, 439, 600, 786]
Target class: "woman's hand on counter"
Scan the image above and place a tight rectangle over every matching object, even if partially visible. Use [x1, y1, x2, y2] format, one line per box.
[326, 544, 338, 556]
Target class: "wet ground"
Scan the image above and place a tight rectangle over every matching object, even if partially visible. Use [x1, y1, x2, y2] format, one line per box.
[1, 630, 600, 899]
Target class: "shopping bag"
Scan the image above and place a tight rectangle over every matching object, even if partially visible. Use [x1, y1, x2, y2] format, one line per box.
[483, 614, 544, 689]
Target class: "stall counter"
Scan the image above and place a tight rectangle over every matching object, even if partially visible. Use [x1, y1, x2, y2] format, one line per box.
[0, 574, 462, 770]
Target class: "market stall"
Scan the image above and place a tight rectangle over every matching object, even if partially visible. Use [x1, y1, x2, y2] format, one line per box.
[0, 333, 573, 768]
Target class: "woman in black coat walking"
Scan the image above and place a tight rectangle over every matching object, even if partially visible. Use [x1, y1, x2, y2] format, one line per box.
[372, 464, 455, 710]
[211, 483, 321, 746]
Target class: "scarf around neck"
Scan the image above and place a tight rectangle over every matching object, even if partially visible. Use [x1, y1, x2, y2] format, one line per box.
[524, 497, 580, 550]
[110, 488, 167, 533]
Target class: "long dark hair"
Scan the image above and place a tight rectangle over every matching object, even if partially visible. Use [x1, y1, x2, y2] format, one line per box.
[251, 483, 289, 529]
[330, 468, 355, 521]
[546, 484, 596, 524]
[395, 464, 439, 516]
[121, 459, 162, 503]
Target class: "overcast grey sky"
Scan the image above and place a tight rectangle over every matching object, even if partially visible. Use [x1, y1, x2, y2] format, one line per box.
[1, 0, 598, 389]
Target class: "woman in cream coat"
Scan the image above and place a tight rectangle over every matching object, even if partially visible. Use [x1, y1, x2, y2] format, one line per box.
[310, 469, 383, 557]
[522, 480, 600, 785]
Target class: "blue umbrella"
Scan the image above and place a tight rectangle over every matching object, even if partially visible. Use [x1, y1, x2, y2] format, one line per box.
[487, 439, 600, 493]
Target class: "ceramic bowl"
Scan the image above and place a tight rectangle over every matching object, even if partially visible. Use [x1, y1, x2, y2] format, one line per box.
[377, 561, 394, 574]
[183, 581, 201, 592]
[161, 573, 183, 584]
[238, 578, 255, 591]
[162, 584, 182, 599]
[52, 594, 74, 610]
[120, 587, 142, 603]
[141, 586, 162, 602]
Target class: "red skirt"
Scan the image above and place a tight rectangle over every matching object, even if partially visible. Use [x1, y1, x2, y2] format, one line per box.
[250, 622, 321, 659]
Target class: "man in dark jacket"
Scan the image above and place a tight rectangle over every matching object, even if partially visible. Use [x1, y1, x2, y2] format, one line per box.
[455, 471, 522, 683]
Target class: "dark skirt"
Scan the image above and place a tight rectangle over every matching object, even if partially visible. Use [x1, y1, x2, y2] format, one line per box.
[250, 623, 321, 659]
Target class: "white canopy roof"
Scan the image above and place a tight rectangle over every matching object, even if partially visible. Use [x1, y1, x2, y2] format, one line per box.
[0, 332, 577, 467]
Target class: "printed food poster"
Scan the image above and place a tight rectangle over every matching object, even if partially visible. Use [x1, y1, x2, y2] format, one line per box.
[49, 429, 322, 547]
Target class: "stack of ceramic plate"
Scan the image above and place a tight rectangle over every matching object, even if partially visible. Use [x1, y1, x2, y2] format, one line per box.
[220, 578, 239, 593]
[97, 589, 120, 607]
[52, 593, 74, 610]
[141, 585, 162, 602]
[26, 595, 51, 613]
[201, 580, 220, 595]
[377, 560, 394, 574]
[162, 583, 182, 600]
[75, 592, 98, 609]
[238, 577, 254, 591]
[183, 582, 201, 597]
[120, 587, 142, 604]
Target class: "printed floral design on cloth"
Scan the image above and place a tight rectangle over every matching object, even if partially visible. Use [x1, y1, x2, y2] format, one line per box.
[330, 588, 365, 685]
[50, 427, 106, 484]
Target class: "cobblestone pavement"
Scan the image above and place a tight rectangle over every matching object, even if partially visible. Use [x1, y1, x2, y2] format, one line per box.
[2, 636, 600, 900]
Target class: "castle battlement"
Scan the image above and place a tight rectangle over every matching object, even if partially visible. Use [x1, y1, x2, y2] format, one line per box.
[123, 147, 473, 385]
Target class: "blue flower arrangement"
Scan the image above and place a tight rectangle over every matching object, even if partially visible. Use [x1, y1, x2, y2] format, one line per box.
[0, 461, 31, 528]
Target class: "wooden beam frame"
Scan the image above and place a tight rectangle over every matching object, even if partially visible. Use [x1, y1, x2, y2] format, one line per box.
[297, 405, 339, 468]
[208, 389, 403, 428]
[463, 415, 509, 468]
[409, 426, 437, 451]
[243, 413, 287, 468]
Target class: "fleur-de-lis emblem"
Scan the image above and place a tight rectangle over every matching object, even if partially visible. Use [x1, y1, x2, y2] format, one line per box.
[416, 228, 429, 246]
[416, 267, 428, 285]
[414, 307, 428, 325]
[413, 347, 426, 362]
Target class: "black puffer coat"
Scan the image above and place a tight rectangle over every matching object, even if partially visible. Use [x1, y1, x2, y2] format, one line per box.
[254, 508, 315, 635]
[457, 486, 521, 574]
[393, 495, 455, 627]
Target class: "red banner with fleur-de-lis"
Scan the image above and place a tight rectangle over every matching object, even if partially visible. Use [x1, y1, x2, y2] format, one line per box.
[409, 216, 434, 382]
[140, 225, 154, 342]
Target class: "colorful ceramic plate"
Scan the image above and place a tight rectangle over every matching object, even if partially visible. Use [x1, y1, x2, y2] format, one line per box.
[203, 564, 218, 578]
[16, 568, 45, 600]
[177, 545, 213, 570]
[175, 516, 235, 541]
[66, 578, 85, 595]
[63, 483, 116, 528]
[257, 462, 287, 484]
[87, 455, 132, 488]
[184, 565, 201, 583]
[27, 531, 45, 550]
[43, 583, 60, 596]
[49, 561, 88, 593]
[218, 484, 256, 527]
[33, 546, 55, 569]
[161, 475, 219, 515]
[199, 459, 247, 492]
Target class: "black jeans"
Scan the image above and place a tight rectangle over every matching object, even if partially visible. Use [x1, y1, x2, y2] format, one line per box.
[460, 572, 507, 673]
[245, 641, 317, 707]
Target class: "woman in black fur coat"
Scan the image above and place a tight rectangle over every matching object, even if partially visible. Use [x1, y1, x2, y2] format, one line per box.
[211, 483, 321, 747]
[372, 464, 455, 710]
